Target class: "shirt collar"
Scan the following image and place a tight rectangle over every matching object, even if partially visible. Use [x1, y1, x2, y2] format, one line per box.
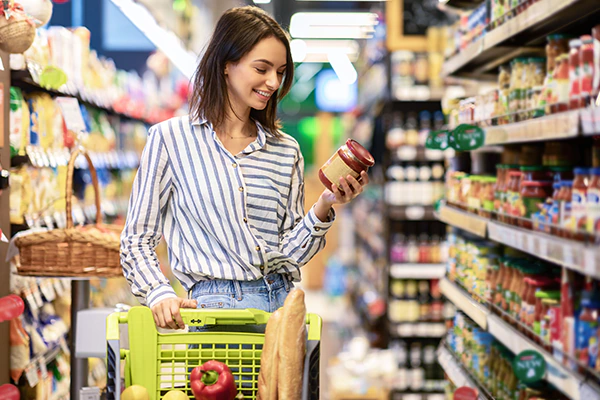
[194, 115, 269, 154]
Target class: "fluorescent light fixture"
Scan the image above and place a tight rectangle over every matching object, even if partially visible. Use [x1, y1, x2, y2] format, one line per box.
[109, 0, 197, 79]
[327, 52, 357, 85]
[291, 39, 359, 63]
[253, 0, 271, 3]
[290, 12, 378, 39]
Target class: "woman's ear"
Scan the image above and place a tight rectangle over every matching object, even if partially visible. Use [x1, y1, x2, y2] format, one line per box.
[224, 63, 229, 76]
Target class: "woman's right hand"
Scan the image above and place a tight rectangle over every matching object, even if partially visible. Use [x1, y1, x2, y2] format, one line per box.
[151, 297, 198, 329]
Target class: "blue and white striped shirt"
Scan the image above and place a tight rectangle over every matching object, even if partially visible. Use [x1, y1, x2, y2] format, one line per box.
[120, 115, 335, 308]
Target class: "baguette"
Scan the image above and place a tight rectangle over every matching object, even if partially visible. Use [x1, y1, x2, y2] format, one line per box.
[278, 289, 307, 400]
[258, 309, 282, 400]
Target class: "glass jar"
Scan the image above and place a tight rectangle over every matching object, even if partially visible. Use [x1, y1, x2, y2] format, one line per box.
[569, 39, 582, 110]
[551, 54, 570, 114]
[520, 165, 549, 182]
[546, 34, 571, 74]
[319, 139, 374, 192]
[506, 170, 523, 225]
[519, 181, 553, 229]
[580, 35, 594, 107]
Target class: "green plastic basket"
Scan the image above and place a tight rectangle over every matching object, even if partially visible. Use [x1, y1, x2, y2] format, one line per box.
[106, 306, 322, 400]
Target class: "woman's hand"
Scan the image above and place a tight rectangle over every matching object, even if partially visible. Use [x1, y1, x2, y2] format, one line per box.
[314, 171, 369, 221]
[151, 297, 198, 329]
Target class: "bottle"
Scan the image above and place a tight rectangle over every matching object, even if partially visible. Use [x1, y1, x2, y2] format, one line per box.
[418, 110, 432, 147]
[418, 233, 431, 263]
[386, 112, 405, 149]
[405, 112, 419, 146]
[586, 167, 600, 235]
[576, 291, 600, 368]
[569, 39, 582, 109]
[571, 168, 589, 239]
[390, 233, 407, 263]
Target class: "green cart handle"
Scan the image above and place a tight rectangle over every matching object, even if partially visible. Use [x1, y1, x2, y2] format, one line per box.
[107, 306, 322, 343]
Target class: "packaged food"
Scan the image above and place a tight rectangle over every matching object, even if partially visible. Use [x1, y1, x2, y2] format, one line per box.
[586, 167, 600, 235]
[592, 25, 600, 101]
[319, 139, 374, 192]
[552, 54, 570, 114]
[519, 181, 553, 229]
[580, 35, 594, 107]
[546, 34, 571, 75]
[571, 167, 589, 237]
[569, 39, 582, 110]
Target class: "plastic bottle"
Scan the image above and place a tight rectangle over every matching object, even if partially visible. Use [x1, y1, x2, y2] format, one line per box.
[576, 290, 600, 368]
[571, 167, 589, 239]
[586, 167, 600, 234]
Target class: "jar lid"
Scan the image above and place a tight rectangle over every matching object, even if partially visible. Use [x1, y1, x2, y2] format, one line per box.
[346, 139, 375, 167]
[553, 182, 562, 189]
[520, 166, 545, 172]
[581, 35, 593, 43]
[591, 167, 600, 176]
[521, 181, 553, 187]
[569, 39, 582, 47]
[561, 181, 574, 187]
[574, 167, 590, 175]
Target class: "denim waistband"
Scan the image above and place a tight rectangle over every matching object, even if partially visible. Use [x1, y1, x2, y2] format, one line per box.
[189, 273, 291, 301]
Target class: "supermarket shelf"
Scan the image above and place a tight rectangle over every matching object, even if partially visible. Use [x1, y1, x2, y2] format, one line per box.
[436, 203, 488, 237]
[439, 278, 489, 329]
[391, 146, 450, 162]
[391, 322, 447, 338]
[484, 110, 580, 145]
[388, 205, 436, 221]
[439, 0, 482, 8]
[487, 314, 600, 400]
[392, 86, 446, 102]
[442, 0, 600, 77]
[390, 263, 446, 279]
[437, 345, 493, 400]
[11, 69, 152, 124]
[487, 221, 600, 280]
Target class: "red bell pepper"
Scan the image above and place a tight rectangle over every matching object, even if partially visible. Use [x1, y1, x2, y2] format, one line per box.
[190, 360, 238, 400]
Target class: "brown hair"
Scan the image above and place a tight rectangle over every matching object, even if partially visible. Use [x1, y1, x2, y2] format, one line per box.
[189, 6, 293, 138]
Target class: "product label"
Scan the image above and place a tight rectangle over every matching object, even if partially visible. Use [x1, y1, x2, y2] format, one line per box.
[513, 350, 546, 383]
[321, 154, 358, 190]
[594, 38, 600, 95]
[557, 79, 570, 104]
[522, 196, 545, 218]
[589, 334, 599, 369]
[577, 320, 598, 366]
[573, 189, 587, 218]
[587, 188, 600, 233]
[582, 61, 594, 95]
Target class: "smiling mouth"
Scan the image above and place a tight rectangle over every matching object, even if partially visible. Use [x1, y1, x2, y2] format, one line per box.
[253, 89, 272, 99]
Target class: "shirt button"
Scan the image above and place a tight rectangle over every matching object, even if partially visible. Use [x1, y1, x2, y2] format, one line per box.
[243, 217, 248, 223]
[255, 246, 261, 251]
[315, 227, 321, 232]
[239, 187, 244, 192]
[260, 265, 265, 270]
[232, 163, 237, 168]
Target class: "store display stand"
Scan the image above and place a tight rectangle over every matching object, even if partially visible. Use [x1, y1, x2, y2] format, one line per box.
[70, 279, 90, 399]
[0, 51, 11, 383]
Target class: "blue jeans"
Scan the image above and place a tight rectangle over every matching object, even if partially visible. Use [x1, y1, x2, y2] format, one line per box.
[188, 273, 293, 332]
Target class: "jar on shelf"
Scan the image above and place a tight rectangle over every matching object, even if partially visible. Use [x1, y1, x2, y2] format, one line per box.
[568, 39, 582, 110]
[579, 35, 594, 107]
[546, 34, 571, 75]
[551, 54, 570, 114]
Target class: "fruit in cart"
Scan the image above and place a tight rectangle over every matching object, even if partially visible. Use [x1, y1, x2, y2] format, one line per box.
[163, 390, 190, 400]
[121, 385, 150, 400]
[190, 360, 237, 400]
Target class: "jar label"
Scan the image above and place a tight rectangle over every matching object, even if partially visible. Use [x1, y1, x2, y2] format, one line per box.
[594, 38, 600, 95]
[587, 189, 600, 233]
[321, 153, 359, 188]
[522, 196, 545, 218]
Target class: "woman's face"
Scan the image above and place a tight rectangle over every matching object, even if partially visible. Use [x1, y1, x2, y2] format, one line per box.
[225, 36, 287, 113]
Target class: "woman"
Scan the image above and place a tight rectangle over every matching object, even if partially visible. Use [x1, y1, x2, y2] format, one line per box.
[121, 6, 369, 330]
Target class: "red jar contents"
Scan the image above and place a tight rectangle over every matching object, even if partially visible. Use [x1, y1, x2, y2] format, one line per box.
[518, 181, 552, 229]
[569, 39, 582, 110]
[580, 35, 595, 107]
[552, 54, 570, 114]
[520, 165, 549, 182]
[319, 139, 374, 192]
[592, 25, 600, 101]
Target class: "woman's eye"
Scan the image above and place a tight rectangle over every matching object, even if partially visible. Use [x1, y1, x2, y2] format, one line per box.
[255, 68, 266, 73]
[277, 71, 284, 76]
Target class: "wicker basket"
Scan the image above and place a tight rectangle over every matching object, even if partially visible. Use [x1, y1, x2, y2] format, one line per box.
[0, 13, 36, 54]
[15, 148, 123, 278]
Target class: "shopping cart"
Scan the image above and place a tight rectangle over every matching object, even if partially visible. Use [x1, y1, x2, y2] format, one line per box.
[105, 306, 322, 400]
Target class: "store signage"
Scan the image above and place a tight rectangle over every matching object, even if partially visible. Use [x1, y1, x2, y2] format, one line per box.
[452, 124, 485, 151]
[454, 386, 478, 400]
[56, 97, 87, 135]
[426, 130, 450, 150]
[513, 350, 546, 383]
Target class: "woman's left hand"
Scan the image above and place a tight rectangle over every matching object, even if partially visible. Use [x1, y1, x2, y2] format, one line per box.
[320, 170, 370, 206]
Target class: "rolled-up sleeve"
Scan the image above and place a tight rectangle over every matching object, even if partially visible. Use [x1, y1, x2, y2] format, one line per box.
[279, 152, 335, 266]
[120, 126, 177, 307]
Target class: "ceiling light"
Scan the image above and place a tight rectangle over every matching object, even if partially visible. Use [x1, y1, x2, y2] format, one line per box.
[290, 12, 378, 39]
[291, 39, 359, 63]
[253, 0, 272, 3]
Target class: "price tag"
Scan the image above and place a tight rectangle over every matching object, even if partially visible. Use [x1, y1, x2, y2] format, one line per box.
[564, 245, 574, 266]
[25, 365, 39, 387]
[538, 237, 548, 257]
[56, 97, 86, 134]
[579, 382, 600, 400]
[38, 356, 48, 378]
[527, 235, 535, 253]
[585, 249, 598, 277]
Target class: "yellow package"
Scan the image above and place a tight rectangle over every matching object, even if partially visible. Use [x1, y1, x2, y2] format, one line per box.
[9, 167, 32, 225]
